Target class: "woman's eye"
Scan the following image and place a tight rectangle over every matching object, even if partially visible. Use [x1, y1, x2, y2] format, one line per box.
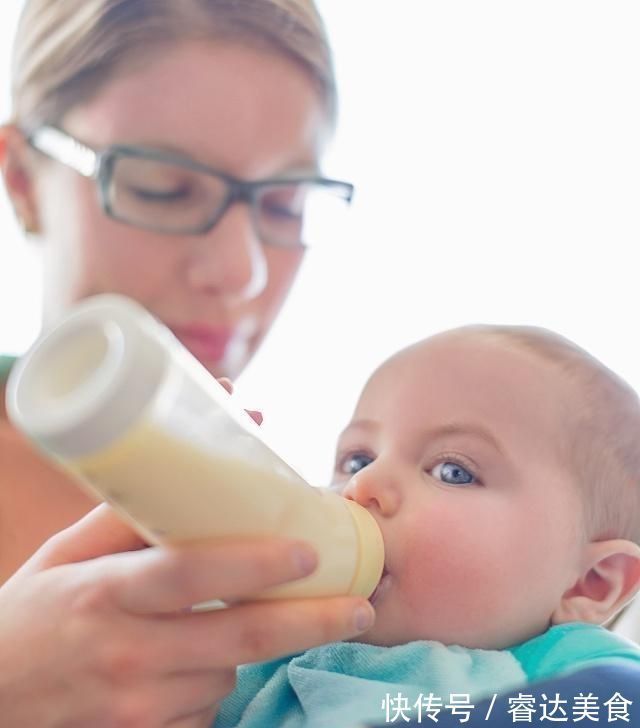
[128, 185, 191, 203]
[259, 187, 306, 221]
[430, 461, 476, 486]
[339, 452, 374, 476]
[259, 200, 303, 222]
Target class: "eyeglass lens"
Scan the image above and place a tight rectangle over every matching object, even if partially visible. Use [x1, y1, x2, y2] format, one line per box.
[106, 156, 349, 246]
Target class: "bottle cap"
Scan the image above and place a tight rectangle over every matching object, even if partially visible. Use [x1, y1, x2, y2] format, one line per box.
[6, 294, 170, 458]
[343, 498, 385, 598]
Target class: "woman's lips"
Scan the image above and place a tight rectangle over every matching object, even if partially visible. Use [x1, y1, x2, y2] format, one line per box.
[171, 325, 234, 364]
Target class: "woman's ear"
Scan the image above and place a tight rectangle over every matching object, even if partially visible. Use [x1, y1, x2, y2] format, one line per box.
[552, 539, 640, 625]
[0, 124, 41, 234]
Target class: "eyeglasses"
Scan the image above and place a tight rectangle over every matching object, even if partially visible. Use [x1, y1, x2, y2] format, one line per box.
[26, 126, 355, 249]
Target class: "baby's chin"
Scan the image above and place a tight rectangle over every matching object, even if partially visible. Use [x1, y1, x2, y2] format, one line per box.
[347, 625, 554, 652]
[344, 621, 403, 647]
[345, 632, 377, 645]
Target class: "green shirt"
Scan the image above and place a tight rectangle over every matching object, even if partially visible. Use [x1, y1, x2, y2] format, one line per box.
[0, 355, 16, 385]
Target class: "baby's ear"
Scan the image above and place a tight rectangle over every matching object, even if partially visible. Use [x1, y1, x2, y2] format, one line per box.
[552, 539, 640, 625]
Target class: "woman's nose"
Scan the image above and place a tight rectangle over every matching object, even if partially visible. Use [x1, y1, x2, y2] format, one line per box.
[185, 204, 268, 300]
[342, 461, 401, 517]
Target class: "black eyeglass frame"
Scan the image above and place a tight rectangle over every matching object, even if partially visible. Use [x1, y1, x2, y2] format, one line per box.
[25, 126, 355, 245]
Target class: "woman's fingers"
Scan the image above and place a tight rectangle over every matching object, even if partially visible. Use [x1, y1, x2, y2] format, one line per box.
[245, 409, 263, 425]
[106, 537, 318, 614]
[0, 525, 374, 726]
[146, 595, 376, 671]
[216, 376, 263, 423]
[216, 377, 233, 394]
[19, 503, 147, 574]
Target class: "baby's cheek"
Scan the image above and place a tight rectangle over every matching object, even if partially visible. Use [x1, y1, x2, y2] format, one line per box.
[398, 516, 516, 644]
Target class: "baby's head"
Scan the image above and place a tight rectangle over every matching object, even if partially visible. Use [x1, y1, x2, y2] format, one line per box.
[334, 325, 640, 650]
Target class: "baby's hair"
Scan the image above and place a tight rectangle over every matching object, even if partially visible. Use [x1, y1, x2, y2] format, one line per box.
[456, 324, 640, 546]
[10, 0, 336, 130]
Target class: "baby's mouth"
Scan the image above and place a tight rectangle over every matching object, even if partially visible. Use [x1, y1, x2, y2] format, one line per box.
[368, 567, 390, 605]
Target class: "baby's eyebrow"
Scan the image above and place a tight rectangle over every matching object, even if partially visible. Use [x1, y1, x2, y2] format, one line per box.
[336, 418, 377, 442]
[336, 419, 505, 457]
[428, 422, 505, 455]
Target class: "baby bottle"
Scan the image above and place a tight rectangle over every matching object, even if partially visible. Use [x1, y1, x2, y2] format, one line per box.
[5, 294, 384, 607]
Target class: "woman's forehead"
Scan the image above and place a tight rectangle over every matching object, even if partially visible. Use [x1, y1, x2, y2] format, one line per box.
[63, 40, 330, 176]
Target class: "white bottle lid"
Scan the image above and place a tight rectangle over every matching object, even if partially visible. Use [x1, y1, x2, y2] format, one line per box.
[6, 295, 171, 459]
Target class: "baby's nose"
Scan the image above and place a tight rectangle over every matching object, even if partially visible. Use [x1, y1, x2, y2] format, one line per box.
[342, 462, 401, 517]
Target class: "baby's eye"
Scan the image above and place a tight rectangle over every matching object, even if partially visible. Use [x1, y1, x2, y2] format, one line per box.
[429, 461, 476, 486]
[338, 452, 374, 476]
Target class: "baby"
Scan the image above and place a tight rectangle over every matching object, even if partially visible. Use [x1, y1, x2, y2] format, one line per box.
[216, 324, 640, 728]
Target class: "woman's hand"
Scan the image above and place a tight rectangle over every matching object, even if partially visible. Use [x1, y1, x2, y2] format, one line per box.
[0, 504, 375, 727]
[217, 376, 263, 426]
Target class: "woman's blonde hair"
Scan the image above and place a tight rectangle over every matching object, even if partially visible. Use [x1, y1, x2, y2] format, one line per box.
[10, 0, 336, 129]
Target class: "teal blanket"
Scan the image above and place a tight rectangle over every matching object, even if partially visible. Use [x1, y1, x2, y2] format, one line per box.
[215, 623, 640, 728]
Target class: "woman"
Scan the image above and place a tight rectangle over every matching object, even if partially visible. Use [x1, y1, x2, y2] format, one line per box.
[0, 1, 374, 724]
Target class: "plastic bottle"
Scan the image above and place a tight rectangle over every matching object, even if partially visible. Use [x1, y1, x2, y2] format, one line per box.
[6, 294, 384, 607]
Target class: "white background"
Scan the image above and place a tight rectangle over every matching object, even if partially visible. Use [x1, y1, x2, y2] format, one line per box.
[1, 2, 639, 483]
